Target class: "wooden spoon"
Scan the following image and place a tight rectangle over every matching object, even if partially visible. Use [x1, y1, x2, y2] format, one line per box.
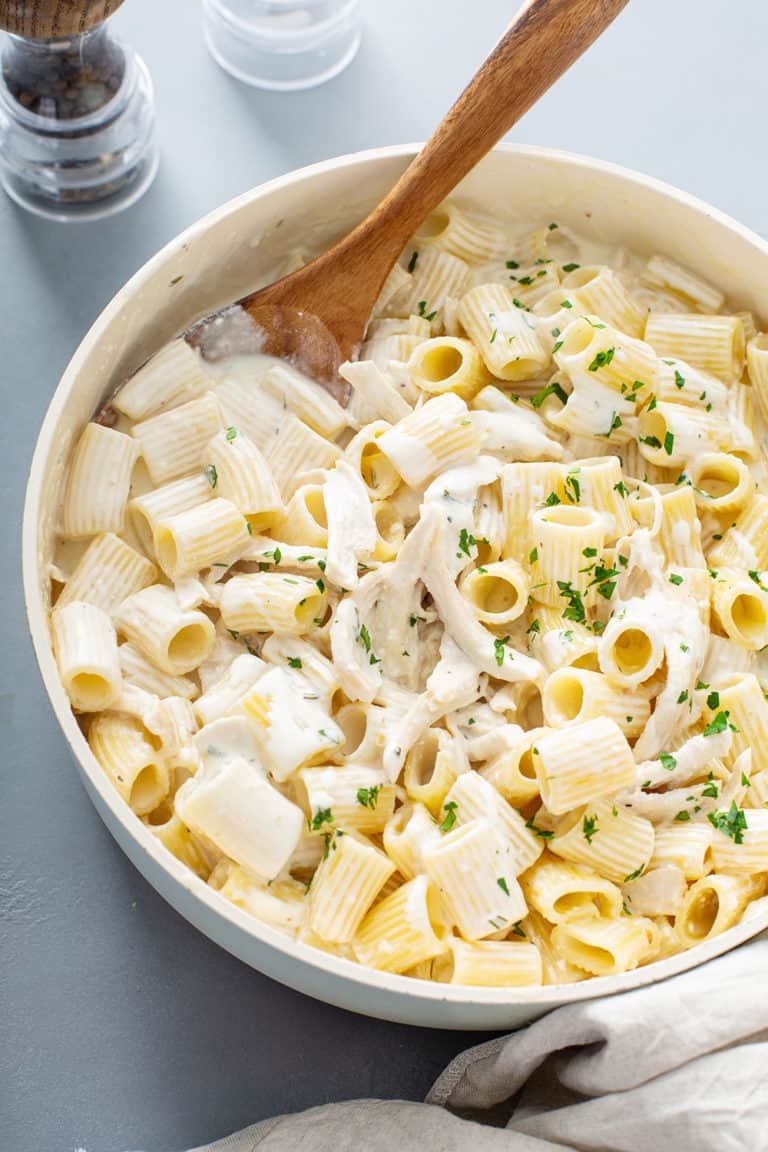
[188, 0, 629, 402]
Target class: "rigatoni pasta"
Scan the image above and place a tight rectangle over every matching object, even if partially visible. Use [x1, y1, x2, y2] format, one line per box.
[50, 202, 768, 990]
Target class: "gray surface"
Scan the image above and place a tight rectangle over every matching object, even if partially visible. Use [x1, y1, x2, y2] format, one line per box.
[1, 2, 767, 1150]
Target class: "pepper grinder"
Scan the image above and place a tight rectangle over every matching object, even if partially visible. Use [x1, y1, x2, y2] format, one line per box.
[0, 1, 157, 220]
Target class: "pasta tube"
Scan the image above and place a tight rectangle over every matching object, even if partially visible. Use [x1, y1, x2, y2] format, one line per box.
[61, 423, 140, 538]
[298, 765, 396, 834]
[154, 497, 251, 579]
[353, 875, 449, 973]
[132, 392, 222, 485]
[408, 336, 489, 399]
[458, 283, 549, 380]
[522, 856, 623, 923]
[89, 712, 170, 815]
[561, 265, 645, 336]
[711, 568, 768, 650]
[533, 718, 637, 814]
[129, 473, 213, 553]
[542, 667, 650, 738]
[551, 916, 657, 976]
[113, 339, 207, 420]
[114, 584, 216, 675]
[644, 313, 745, 380]
[550, 800, 654, 884]
[423, 820, 527, 939]
[205, 428, 283, 529]
[376, 394, 482, 488]
[458, 559, 528, 626]
[309, 831, 395, 943]
[55, 532, 156, 614]
[52, 601, 121, 712]
[219, 573, 327, 635]
[433, 938, 542, 987]
[529, 503, 606, 608]
[675, 873, 759, 946]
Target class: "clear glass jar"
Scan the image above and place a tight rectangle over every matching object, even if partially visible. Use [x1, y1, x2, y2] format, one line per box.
[202, 0, 362, 91]
[0, 22, 157, 221]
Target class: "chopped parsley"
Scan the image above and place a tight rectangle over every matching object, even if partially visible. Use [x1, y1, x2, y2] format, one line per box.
[624, 863, 646, 883]
[703, 711, 738, 737]
[557, 580, 586, 624]
[529, 546, 539, 564]
[588, 347, 615, 372]
[706, 691, 720, 711]
[564, 473, 581, 503]
[663, 430, 675, 456]
[458, 527, 477, 557]
[287, 657, 303, 669]
[496, 877, 511, 896]
[204, 464, 217, 488]
[614, 480, 628, 497]
[493, 636, 510, 667]
[525, 815, 554, 840]
[225, 426, 238, 441]
[527, 618, 541, 635]
[639, 434, 661, 450]
[227, 628, 239, 641]
[674, 369, 686, 389]
[669, 573, 684, 585]
[659, 752, 677, 772]
[702, 773, 720, 799]
[438, 801, 458, 833]
[356, 786, 380, 810]
[748, 570, 768, 593]
[409, 614, 426, 627]
[543, 491, 561, 506]
[407, 250, 418, 273]
[708, 801, 748, 844]
[582, 813, 599, 844]
[531, 381, 568, 408]
[309, 808, 333, 831]
[674, 810, 691, 822]
[677, 690, 689, 704]
[562, 262, 580, 272]
[417, 300, 437, 321]
[505, 259, 520, 269]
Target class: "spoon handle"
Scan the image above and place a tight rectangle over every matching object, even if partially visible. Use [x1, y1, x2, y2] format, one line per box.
[337, 0, 629, 268]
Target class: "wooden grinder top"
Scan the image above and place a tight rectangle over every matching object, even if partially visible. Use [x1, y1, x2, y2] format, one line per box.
[0, 1, 127, 38]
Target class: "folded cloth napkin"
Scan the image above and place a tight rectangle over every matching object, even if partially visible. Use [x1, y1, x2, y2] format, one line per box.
[171, 936, 768, 1152]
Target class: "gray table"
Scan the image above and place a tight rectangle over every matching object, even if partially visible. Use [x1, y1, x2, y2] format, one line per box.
[2, 2, 767, 1149]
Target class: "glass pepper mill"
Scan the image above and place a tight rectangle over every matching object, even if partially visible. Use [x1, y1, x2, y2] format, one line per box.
[0, 1, 157, 220]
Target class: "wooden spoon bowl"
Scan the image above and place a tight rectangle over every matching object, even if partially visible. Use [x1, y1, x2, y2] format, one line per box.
[115, 0, 630, 416]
